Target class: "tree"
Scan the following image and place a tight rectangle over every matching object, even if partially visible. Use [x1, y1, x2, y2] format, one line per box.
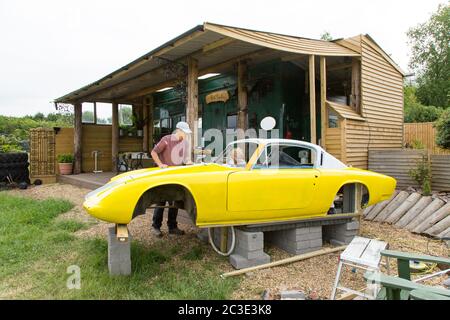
[407, 4, 450, 108]
[320, 31, 333, 41]
[404, 85, 443, 122]
[435, 108, 450, 149]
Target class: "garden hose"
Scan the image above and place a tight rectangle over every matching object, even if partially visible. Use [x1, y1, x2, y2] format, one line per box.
[208, 226, 236, 257]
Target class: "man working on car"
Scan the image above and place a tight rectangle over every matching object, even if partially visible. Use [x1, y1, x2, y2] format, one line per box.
[150, 121, 193, 237]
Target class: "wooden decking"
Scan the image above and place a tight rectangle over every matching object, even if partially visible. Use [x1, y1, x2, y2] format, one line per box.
[57, 172, 116, 190]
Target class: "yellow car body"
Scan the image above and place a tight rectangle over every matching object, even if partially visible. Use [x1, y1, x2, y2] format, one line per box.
[83, 139, 396, 227]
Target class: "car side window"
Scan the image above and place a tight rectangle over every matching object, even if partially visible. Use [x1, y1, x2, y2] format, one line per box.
[254, 144, 316, 169]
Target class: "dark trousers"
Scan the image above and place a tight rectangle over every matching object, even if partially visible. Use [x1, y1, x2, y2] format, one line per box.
[152, 201, 178, 230]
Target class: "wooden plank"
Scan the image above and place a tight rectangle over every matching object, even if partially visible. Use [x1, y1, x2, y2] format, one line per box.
[186, 57, 199, 157]
[237, 60, 248, 140]
[112, 102, 119, 173]
[365, 191, 399, 221]
[424, 215, 450, 237]
[320, 56, 327, 148]
[351, 59, 361, 113]
[385, 193, 422, 224]
[413, 202, 450, 234]
[142, 96, 149, 153]
[395, 196, 433, 228]
[374, 191, 409, 222]
[309, 55, 316, 144]
[73, 103, 82, 174]
[221, 246, 347, 278]
[405, 198, 445, 231]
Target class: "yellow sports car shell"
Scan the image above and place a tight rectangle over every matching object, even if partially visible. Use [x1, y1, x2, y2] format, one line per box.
[83, 139, 396, 227]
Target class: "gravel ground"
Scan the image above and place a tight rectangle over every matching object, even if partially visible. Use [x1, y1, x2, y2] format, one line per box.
[4, 183, 449, 300]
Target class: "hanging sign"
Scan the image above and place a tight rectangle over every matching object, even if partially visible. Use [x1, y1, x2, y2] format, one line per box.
[205, 90, 230, 104]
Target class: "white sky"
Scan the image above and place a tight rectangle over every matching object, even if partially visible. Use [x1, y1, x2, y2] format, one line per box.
[0, 0, 444, 117]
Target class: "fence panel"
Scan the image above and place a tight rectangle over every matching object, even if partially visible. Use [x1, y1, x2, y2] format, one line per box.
[29, 128, 56, 178]
[368, 149, 426, 190]
[404, 122, 450, 155]
[431, 155, 450, 191]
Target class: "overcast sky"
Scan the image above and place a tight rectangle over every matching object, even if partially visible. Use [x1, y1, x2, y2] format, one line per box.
[0, 0, 444, 117]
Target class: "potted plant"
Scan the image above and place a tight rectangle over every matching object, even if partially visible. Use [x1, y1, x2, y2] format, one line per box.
[119, 125, 128, 137]
[57, 154, 74, 175]
[132, 114, 146, 138]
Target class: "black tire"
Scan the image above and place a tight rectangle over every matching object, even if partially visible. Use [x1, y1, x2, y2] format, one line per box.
[0, 153, 28, 164]
[0, 162, 29, 169]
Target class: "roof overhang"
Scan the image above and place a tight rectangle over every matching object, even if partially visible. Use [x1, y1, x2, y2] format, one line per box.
[327, 101, 366, 121]
[55, 22, 361, 104]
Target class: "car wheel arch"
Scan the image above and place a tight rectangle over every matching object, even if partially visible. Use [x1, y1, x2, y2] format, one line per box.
[334, 180, 370, 210]
[132, 183, 198, 224]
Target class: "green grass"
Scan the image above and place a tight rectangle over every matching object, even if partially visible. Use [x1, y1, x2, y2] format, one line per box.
[0, 193, 239, 299]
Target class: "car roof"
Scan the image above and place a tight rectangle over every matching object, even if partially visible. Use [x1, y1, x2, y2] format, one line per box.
[230, 138, 324, 151]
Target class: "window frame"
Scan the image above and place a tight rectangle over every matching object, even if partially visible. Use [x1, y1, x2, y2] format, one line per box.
[252, 142, 319, 170]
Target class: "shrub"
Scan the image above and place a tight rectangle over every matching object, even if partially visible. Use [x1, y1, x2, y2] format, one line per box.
[435, 108, 450, 149]
[408, 155, 432, 196]
[57, 154, 74, 163]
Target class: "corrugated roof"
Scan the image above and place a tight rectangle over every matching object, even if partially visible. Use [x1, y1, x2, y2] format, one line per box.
[204, 23, 360, 57]
[327, 101, 366, 121]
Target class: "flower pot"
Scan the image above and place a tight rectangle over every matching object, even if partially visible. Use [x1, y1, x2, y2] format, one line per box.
[58, 163, 73, 175]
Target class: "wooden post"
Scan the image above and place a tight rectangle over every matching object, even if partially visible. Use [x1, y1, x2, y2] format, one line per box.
[148, 95, 154, 151]
[143, 97, 149, 153]
[309, 55, 316, 144]
[112, 102, 119, 172]
[186, 57, 199, 158]
[320, 56, 327, 148]
[351, 58, 361, 113]
[237, 60, 248, 140]
[73, 102, 82, 174]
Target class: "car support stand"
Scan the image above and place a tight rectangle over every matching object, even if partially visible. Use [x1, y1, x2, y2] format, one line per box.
[108, 224, 131, 275]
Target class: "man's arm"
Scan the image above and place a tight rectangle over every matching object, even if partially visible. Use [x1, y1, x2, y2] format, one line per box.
[151, 150, 167, 168]
[151, 137, 168, 168]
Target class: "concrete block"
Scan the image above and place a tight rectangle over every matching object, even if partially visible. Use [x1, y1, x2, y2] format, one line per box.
[230, 252, 270, 269]
[196, 228, 209, 243]
[443, 278, 450, 288]
[323, 221, 359, 245]
[235, 229, 264, 251]
[108, 227, 131, 276]
[267, 226, 323, 255]
[280, 290, 306, 300]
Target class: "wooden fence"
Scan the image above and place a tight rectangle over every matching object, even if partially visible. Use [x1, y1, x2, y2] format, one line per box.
[369, 149, 450, 191]
[29, 128, 56, 183]
[404, 122, 450, 155]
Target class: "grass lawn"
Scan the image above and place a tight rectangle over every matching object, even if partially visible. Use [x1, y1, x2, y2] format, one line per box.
[0, 193, 239, 299]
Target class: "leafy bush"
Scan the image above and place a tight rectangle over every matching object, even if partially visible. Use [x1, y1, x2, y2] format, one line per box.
[403, 85, 443, 123]
[57, 154, 74, 163]
[435, 108, 450, 150]
[408, 155, 432, 195]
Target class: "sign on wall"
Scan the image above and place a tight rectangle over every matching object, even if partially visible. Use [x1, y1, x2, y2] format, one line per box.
[205, 90, 230, 104]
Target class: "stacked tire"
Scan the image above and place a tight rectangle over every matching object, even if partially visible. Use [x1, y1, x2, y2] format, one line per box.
[0, 153, 30, 184]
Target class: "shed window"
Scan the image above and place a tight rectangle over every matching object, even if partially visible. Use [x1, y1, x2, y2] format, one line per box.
[96, 103, 112, 125]
[81, 103, 95, 124]
[119, 104, 133, 126]
[227, 114, 237, 129]
[328, 109, 339, 128]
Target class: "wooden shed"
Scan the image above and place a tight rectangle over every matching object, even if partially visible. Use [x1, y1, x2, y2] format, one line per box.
[54, 22, 405, 173]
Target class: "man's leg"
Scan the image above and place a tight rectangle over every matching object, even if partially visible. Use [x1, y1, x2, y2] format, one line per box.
[152, 201, 165, 237]
[168, 204, 184, 235]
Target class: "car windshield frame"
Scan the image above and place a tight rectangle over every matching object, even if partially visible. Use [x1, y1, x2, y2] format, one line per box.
[213, 141, 263, 169]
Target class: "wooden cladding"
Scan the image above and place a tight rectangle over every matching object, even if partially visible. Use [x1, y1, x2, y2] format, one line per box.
[55, 125, 142, 173]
